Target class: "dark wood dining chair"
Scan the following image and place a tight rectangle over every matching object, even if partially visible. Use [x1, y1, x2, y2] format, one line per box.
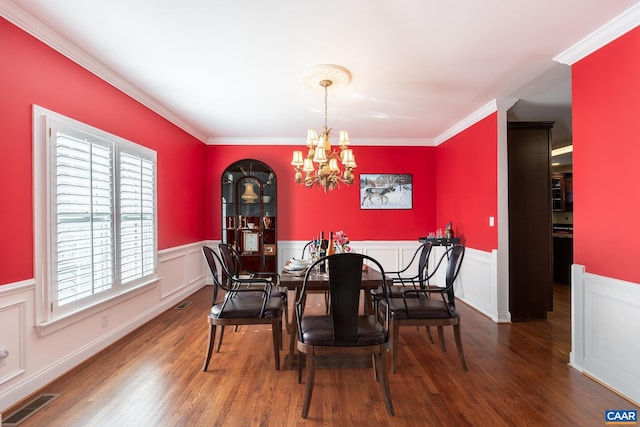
[201, 245, 283, 371]
[295, 253, 394, 418]
[218, 243, 289, 331]
[379, 244, 468, 373]
[370, 241, 433, 314]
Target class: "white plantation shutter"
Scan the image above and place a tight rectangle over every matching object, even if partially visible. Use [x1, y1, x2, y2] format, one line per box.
[37, 106, 157, 320]
[119, 152, 156, 283]
[54, 128, 114, 307]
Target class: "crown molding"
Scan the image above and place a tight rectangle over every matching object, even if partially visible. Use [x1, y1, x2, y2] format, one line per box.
[206, 137, 436, 146]
[433, 100, 498, 145]
[9, 0, 632, 148]
[554, 3, 640, 65]
[0, 1, 209, 142]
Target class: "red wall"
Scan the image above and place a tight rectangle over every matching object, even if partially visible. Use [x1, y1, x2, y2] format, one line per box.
[0, 18, 206, 285]
[435, 113, 498, 251]
[205, 145, 437, 241]
[0, 15, 502, 286]
[572, 27, 640, 284]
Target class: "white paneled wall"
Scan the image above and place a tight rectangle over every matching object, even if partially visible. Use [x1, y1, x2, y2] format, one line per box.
[571, 265, 640, 405]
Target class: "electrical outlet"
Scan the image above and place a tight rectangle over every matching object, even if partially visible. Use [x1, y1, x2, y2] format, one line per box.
[489, 216, 495, 227]
[101, 315, 109, 328]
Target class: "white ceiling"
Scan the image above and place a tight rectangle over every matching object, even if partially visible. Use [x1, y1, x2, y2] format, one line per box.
[2, 1, 639, 147]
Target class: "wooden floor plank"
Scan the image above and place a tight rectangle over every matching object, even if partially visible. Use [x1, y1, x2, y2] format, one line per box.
[7, 284, 638, 426]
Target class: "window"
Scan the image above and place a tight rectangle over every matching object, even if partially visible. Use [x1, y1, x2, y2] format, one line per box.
[33, 106, 157, 323]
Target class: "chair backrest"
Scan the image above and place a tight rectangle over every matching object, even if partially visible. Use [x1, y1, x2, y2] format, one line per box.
[220, 242, 279, 284]
[218, 243, 239, 281]
[327, 254, 364, 344]
[444, 244, 465, 305]
[299, 253, 388, 345]
[416, 242, 433, 284]
[202, 246, 226, 302]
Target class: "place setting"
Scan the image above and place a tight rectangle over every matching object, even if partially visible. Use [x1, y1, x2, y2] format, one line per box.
[283, 258, 312, 276]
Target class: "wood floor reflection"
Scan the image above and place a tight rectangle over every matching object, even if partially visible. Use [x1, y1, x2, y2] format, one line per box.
[7, 284, 638, 426]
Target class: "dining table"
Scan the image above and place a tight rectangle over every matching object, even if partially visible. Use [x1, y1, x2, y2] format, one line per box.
[279, 264, 390, 369]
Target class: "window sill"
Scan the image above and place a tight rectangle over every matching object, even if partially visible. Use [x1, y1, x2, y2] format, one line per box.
[35, 276, 161, 338]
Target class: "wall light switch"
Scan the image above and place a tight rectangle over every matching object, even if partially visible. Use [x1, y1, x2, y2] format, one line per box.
[489, 216, 495, 227]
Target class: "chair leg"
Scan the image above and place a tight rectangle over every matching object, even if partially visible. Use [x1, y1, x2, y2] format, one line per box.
[372, 353, 379, 382]
[377, 345, 395, 416]
[297, 352, 304, 384]
[324, 291, 330, 314]
[454, 322, 468, 371]
[426, 326, 434, 343]
[203, 324, 216, 371]
[391, 319, 400, 373]
[215, 325, 225, 352]
[272, 318, 281, 370]
[283, 297, 290, 334]
[437, 325, 446, 352]
[301, 348, 316, 419]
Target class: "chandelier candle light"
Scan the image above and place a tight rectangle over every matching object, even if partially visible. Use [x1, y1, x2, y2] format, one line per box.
[291, 64, 357, 192]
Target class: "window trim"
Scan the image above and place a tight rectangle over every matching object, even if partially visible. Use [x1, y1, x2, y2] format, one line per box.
[33, 105, 158, 326]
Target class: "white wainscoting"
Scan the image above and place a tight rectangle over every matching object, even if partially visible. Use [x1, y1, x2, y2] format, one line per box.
[278, 240, 430, 275]
[571, 264, 640, 405]
[449, 247, 498, 321]
[0, 242, 208, 413]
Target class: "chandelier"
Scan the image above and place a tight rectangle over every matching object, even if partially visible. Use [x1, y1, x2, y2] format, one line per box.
[291, 64, 357, 192]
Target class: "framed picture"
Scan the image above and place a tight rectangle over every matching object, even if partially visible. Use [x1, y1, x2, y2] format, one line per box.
[242, 231, 260, 253]
[263, 243, 276, 255]
[360, 174, 413, 210]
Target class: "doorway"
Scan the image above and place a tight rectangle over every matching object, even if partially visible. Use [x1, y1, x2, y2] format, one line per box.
[506, 91, 573, 321]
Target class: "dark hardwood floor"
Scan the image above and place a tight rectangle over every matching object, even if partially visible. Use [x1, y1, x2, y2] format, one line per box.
[6, 284, 638, 426]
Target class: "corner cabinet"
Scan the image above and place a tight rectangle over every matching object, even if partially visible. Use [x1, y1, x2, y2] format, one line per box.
[222, 159, 277, 272]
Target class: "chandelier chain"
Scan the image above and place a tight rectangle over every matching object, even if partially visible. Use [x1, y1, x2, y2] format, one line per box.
[323, 84, 329, 134]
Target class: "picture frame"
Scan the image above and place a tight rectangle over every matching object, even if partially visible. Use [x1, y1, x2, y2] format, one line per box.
[242, 231, 260, 253]
[263, 243, 276, 255]
[359, 174, 413, 210]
